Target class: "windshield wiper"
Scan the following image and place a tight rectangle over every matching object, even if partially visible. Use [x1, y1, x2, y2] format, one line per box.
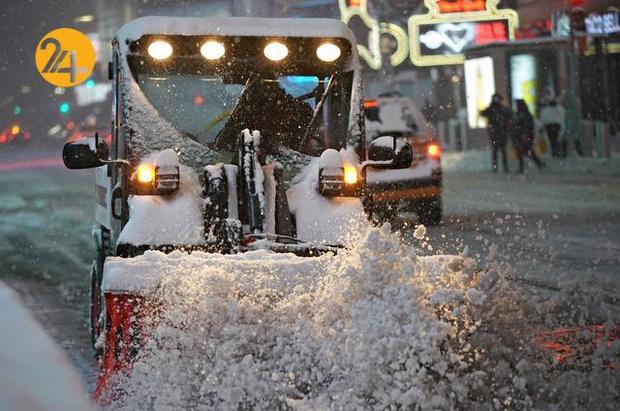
[299, 74, 336, 149]
[213, 73, 258, 150]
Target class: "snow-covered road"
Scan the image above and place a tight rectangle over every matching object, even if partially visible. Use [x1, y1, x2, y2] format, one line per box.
[0, 145, 618, 409]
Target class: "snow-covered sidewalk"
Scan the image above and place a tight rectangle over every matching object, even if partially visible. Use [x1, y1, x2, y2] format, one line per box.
[0, 282, 94, 411]
[443, 149, 620, 176]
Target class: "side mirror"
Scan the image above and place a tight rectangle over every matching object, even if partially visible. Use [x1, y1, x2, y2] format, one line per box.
[62, 136, 108, 169]
[367, 136, 412, 169]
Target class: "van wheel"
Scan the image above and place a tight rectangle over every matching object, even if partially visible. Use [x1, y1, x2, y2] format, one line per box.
[366, 201, 397, 225]
[417, 198, 442, 226]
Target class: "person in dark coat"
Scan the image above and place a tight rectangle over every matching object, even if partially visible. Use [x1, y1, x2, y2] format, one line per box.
[216, 80, 314, 153]
[481, 93, 512, 172]
[513, 99, 545, 173]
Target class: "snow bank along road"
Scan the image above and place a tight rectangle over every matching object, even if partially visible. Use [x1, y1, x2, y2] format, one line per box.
[0, 145, 618, 409]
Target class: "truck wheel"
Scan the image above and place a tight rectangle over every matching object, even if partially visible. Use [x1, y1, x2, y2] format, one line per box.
[89, 262, 102, 352]
[417, 198, 442, 226]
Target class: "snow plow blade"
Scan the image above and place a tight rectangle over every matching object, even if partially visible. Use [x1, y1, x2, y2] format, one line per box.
[94, 293, 156, 403]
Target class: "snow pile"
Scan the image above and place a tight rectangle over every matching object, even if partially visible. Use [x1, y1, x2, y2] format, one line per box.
[103, 225, 515, 410]
[0, 282, 95, 411]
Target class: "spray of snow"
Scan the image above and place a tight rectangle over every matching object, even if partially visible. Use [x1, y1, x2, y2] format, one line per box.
[103, 225, 501, 410]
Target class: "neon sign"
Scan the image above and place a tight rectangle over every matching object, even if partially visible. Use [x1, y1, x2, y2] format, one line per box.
[409, 0, 518, 66]
[437, 0, 486, 13]
[338, 0, 409, 69]
[338, 0, 519, 70]
[339, 0, 517, 68]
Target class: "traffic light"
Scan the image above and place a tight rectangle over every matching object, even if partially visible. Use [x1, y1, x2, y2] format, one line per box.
[59, 102, 70, 114]
[13, 105, 22, 116]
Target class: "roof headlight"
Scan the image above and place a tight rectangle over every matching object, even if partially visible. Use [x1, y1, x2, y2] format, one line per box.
[316, 42, 341, 62]
[147, 40, 173, 60]
[263, 41, 288, 61]
[200, 40, 225, 60]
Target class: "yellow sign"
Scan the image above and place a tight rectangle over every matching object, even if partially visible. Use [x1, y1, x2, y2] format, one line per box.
[409, 0, 518, 66]
[35, 28, 95, 87]
[338, 0, 408, 69]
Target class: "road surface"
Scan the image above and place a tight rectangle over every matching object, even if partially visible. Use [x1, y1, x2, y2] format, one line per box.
[0, 144, 618, 404]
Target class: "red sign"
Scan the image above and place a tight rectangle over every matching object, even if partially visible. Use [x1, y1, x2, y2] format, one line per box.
[437, 0, 486, 13]
[475, 21, 508, 45]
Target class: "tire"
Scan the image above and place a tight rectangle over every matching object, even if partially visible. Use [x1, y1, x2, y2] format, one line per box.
[89, 262, 102, 351]
[365, 200, 397, 225]
[417, 197, 442, 226]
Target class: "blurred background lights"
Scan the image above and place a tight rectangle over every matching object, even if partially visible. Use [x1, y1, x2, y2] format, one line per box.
[59, 102, 70, 114]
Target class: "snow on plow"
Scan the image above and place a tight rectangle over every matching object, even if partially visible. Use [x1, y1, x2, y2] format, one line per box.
[94, 226, 499, 409]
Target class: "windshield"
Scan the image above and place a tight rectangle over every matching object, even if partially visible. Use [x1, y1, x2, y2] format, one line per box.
[136, 72, 353, 157]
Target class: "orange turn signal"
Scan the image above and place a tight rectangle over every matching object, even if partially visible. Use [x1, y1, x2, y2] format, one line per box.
[136, 163, 155, 184]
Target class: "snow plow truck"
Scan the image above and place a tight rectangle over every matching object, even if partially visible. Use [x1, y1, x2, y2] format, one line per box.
[62, 16, 415, 400]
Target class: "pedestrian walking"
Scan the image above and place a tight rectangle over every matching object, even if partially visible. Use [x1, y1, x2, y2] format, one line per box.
[539, 99, 566, 158]
[514, 100, 545, 173]
[481, 93, 512, 172]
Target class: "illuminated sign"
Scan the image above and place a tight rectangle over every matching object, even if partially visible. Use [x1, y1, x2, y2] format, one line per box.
[585, 11, 620, 35]
[437, 0, 486, 13]
[464, 56, 495, 128]
[409, 0, 518, 66]
[338, 0, 408, 69]
[510, 54, 538, 115]
[339, 0, 517, 68]
[419, 20, 508, 55]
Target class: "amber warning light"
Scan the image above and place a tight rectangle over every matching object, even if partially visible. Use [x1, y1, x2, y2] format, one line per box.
[427, 143, 442, 159]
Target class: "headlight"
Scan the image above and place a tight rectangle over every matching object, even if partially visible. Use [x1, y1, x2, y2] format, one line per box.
[318, 166, 359, 197]
[343, 165, 358, 185]
[136, 163, 155, 184]
[263, 41, 288, 61]
[133, 163, 179, 195]
[147, 40, 173, 60]
[316, 42, 341, 62]
[200, 40, 225, 60]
